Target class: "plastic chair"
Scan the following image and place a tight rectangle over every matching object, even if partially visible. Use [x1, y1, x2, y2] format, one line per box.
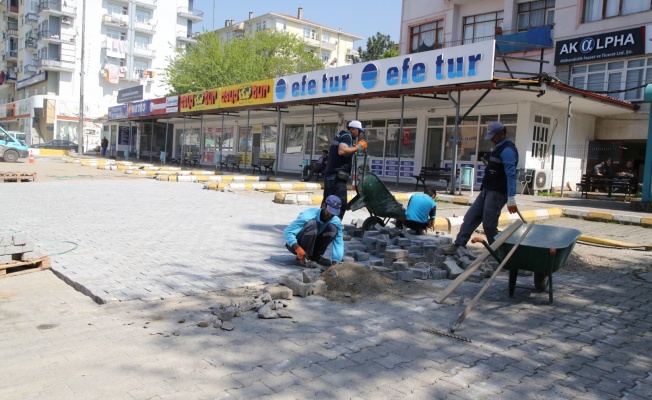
[159, 151, 167, 164]
[518, 168, 533, 195]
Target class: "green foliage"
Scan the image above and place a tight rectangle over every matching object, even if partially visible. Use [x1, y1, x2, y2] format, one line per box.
[163, 30, 325, 95]
[355, 32, 396, 62]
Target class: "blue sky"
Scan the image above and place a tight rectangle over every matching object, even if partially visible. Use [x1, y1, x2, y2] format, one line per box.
[193, 0, 402, 49]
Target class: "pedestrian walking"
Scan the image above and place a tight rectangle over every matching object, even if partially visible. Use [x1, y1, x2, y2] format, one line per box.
[101, 137, 109, 157]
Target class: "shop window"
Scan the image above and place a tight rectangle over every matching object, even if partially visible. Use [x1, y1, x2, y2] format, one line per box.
[304, 123, 337, 157]
[531, 115, 551, 160]
[570, 56, 652, 101]
[283, 124, 304, 154]
[444, 114, 517, 162]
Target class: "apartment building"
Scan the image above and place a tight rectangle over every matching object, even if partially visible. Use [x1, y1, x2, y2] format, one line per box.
[0, 0, 203, 148]
[213, 7, 362, 68]
[400, 0, 650, 190]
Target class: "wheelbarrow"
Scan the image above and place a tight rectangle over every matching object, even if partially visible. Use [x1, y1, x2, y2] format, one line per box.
[346, 154, 406, 231]
[480, 224, 582, 304]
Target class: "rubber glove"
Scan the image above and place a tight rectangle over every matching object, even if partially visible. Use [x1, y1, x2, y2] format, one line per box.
[294, 245, 306, 261]
[357, 139, 367, 152]
[507, 197, 518, 214]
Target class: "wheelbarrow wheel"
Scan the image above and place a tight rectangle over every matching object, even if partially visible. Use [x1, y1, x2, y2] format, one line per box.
[534, 272, 548, 291]
[362, 216, 384, 231]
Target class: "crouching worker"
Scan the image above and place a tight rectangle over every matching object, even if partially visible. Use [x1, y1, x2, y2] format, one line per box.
[395, 186, 437, 235]
[284, 195, 344, 267]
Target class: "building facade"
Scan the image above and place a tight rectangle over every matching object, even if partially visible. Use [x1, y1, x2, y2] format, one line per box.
[213, 7, 362, 69]
[400, 0, 651, 189]
[0, 0, 203, 150]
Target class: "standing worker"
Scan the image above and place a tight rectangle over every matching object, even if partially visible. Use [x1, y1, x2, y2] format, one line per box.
[284, 195, 344, 267]
[100, 136, 109, 157]
[323, 121, 367, 220]
[395, 186, 437, 235]
[447, 121, 519, 248]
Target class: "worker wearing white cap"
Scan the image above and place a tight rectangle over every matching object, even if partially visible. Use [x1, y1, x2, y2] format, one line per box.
[322, 120, 368, 220]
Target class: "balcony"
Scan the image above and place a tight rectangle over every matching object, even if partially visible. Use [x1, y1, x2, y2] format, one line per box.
[4, 49, 17, 61]
[133, 45, 156, 59]
[177, 6, 203, 22]
[5, 68, 17, 83]
[37, 0, 76, 18]
[321, 41, 337, 51]
[135, 0, 157, 10]
[25, 36, 38, 53]
[134, 19, 156, 34]
[496, 25, 554, 53]
[25, 12, 39, 25]
[102, 13, 128, 28]
[38, 57, 74, 72]
[176, 31, 197, 44]
[24, 64, 38, 74]
[38, 30, 74, 44]
[6, 5, 18, 18]
[5, 27, 18, 37]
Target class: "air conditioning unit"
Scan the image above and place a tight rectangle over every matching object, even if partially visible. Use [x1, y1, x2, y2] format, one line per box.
[62, 17, 71, 24]
[532, 169, 553, 191]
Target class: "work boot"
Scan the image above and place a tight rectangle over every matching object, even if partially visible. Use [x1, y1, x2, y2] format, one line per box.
[310, 255, 332, 267]
[441, 243, 460, 255]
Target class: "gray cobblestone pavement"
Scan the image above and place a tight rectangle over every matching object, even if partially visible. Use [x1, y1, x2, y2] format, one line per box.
[1, 161, 651, 399]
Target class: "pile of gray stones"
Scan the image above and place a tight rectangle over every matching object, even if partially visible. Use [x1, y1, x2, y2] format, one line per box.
[339, 218, 500, 283]
[196, 219, 509, 330]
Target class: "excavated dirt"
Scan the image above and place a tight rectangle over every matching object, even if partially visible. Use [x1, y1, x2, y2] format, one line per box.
[319, 262, 440, 302]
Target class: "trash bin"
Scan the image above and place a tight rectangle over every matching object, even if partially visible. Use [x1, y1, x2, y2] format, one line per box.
[460, 166, 474, 189]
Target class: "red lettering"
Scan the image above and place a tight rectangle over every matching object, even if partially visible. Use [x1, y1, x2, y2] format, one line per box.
[180, 94, 194, 109]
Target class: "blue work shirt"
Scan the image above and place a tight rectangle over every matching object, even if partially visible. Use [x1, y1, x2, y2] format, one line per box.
[283, 208, 344, 262]
[405, 193, 437, 223]
[492, 137, 518, 197]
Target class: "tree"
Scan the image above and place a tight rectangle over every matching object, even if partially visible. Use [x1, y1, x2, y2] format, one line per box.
[163, 30, 325, 95]
[355, 32, 397, 63]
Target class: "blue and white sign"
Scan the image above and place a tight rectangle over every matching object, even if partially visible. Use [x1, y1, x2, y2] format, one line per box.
[108, 104, 128, 120]
[274, 41, 495, 103]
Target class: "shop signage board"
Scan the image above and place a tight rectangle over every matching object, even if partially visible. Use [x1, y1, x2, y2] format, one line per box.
[179, 89, 219, 112]
[219, 79, 274, 109]
[273, 40, 495, 103]
[150, 96, 179, 115]
[128, 100, 150, 117]
[108, 104, 128, 120]
[117, 85, 144, 103]
[554, 26, 646, 65]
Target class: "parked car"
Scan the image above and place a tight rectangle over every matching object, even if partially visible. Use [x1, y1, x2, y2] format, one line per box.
[31, 140, 80, 152]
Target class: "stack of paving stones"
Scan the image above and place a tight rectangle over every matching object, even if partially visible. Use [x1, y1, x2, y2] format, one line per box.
[341, 220, 498, 282]
[0, 231, 36, 264]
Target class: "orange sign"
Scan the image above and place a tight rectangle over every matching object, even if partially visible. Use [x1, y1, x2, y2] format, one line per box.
[179, 89, 220, 112]
[219, 79, 273, 109]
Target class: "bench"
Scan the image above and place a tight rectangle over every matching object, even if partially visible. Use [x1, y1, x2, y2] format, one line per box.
[252, 158, 275, 175]
[412, 167, 453, 191]
[220, 154, 241, 172]
[578, 174, 638, 200]
[299, 159, 325, 181]
[182, 156, 200, 167]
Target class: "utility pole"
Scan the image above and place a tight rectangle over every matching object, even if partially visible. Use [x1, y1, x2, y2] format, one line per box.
[78, 0, 86, 155]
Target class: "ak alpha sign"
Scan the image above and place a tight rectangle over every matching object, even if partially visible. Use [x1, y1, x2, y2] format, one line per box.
[554, 27, 645, 65]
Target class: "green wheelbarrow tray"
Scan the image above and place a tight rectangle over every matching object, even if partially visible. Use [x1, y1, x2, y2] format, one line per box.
[347, 171, 406, 230]
[486, 224, 581, 304]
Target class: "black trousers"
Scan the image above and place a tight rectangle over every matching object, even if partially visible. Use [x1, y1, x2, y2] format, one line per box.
[323, 175, 348, 220]
[287, 219, 337, 259]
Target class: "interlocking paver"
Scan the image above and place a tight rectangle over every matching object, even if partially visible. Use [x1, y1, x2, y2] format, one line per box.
[2, 167, 652, 399]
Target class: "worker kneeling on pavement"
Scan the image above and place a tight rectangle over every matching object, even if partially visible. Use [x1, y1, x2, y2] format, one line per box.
[284, 195, 344, 267]
[395, 186, 437, 235]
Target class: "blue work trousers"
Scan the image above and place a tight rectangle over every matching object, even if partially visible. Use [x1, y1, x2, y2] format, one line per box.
[455, 189, 507, 246]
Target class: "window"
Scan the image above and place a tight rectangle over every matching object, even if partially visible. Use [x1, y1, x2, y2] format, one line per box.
[517, 0, 555, 31]
[410, 20, 444, 53]
[303, 27, 316, 40]
[322, 33, 330, 43]
[106, 28, 125, 40]
[133, 59, 149, 71]
[443, 114, 517, 162]
[135, 9, 151, 23]
[584, 0, 650, 22]
[255, 20, 266, 31]
[463, 11, 503, 44]
[106, 3, 127, 16]
[135, 34, 150, 48]
[321, 51, 329, 62]
[570, 56, 652, 101]
[106, 55, 125, 67]
[531, 115, 551, 159]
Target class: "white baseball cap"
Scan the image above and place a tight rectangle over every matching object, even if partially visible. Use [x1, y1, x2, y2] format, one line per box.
[347, 120, 366, 133]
